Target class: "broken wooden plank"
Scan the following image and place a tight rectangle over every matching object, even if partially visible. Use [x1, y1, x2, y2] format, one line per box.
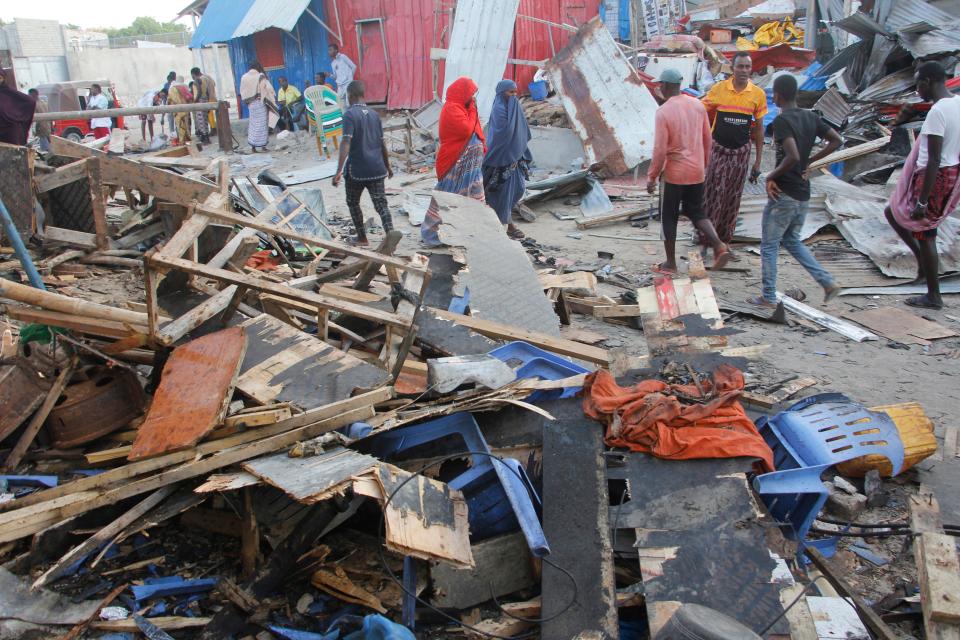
[778, 293, 878, 341]
[85, 157, 110, 251]
[90, 617, 210, 632]
[575, 206, 653, 229]
[539, 271, 599, 294]
[910, 488, 960, 636]
[542, 401, 617, 638]
[593, 304, 641, 319]
[34, 159, 89, 193]
[2, 307, 148, 340]
[808, 136, 891, 172]
[430, 531, 534, 610]
[154, 285, 239, 346]
[0, 278, 148, 325]
[237, 314, 389, 410]
[845, 307, 957, 345]
[129, 327, 247, 460]
[31, 486, 175, 589]
[429, 308, 610, 365]
[43, 226, 99, 249]
[243, 447, 379, 504]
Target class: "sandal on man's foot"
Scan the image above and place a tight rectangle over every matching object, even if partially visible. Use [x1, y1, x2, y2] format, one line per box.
[507, 227, 525, 240]
[651, 263, 679, 277]
[746, 296, 778, 308]
[905, 295, 943, 310]
[823, 284, 841, 303]
[712, 250, 732, 270]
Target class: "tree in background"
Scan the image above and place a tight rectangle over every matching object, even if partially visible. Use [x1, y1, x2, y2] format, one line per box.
[102, 17, 187, 38]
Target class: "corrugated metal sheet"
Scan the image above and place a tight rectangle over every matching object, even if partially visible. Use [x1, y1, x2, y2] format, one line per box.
[899, 28, 960, 57]
[545, 17, 658, 175]
[813, 88, 851, 128]
[191, 0, 255, 48]
[884, 0, 956, 32]
[857, 67, 916, 102]
[234, 0, 312, 38]
[812, 40, 866, 77]
[832, 12, 889, 40]
[443, 0, 521, 124]
[859, 33, 897, 91]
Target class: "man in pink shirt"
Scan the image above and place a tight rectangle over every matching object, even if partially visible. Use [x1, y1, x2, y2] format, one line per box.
[647, 69, 732, 274]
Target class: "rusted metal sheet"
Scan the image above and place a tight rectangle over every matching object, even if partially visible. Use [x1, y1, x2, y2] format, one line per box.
[813, 87, 852, 128]
[46, 366, 147, 449]
[442, 0, 520, 123]
[0, 359, 51, 443]
[129, 327, 247, 461]
[545, 17, 658, 176]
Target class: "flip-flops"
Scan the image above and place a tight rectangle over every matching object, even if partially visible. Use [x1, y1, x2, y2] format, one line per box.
[651, 264, 679, 276]
[905, 295, 943, 310]
[712, 250, 732, 270]
[507, 227, 525, 240]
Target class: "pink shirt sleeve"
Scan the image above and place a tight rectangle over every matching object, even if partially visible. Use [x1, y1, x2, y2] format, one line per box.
[701, 110, 712, 167]
[648, 109, 668, 185]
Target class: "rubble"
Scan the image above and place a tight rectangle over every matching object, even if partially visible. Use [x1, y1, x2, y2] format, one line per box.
[2, 1, 960, 639]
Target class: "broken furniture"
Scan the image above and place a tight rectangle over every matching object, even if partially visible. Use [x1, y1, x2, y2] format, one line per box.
[753, 393, 905, 559]
[45, 365, 146, 448]
[489, 341, 590, 400]
[368, 412, 549, 557]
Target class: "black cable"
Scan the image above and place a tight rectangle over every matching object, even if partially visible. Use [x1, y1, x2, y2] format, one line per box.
[489, 556, 579, 624]
[375, 451, 578, 639]
[817, 515, 960, 532]
[809, 526, 913, 538]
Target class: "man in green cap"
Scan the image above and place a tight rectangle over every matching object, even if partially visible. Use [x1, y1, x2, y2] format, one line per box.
[647, 68, 731, 275]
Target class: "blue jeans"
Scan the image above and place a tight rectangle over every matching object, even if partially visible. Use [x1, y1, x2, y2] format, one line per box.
[761, 194, 835, 303]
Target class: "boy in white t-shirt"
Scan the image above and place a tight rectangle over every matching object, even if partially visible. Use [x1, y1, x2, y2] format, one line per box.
[884, 61, 960, 310]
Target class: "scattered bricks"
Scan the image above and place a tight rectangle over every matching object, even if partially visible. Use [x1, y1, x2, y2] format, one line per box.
[827, 489, 868, 522]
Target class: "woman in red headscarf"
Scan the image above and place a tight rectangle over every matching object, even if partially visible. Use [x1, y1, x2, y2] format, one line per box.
[421, 77, 487, 245]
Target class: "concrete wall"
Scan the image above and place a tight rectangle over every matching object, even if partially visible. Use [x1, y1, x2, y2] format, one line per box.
[66, 44, 235, 106]
[4, 18, 66, 57]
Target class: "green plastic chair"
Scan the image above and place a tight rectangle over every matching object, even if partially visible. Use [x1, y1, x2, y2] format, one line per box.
[304, 85, 342, 158]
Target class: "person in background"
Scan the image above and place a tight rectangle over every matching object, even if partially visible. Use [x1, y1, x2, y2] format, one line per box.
[332, 81, 393, 246]
[277, 76, 307, 131]
[162, 71, 176, 135]
[647, 69, 731, 275]
[87, 83, 111, 140]
[420, 76, 487, 245]
[700, 51, 767, 247]
[748, 74, 842, 308]
[28, 88, 51, 152]
[239, 60, 277, 152]
[885, 61, 960, 310]
[329, 44, 356, 107]
[191, 66, 217, 144]
[483, 79, 532, 240]
[137, 89, 157, 142]
[165, 79, 194, 145]
[315, 71, 334, 89]
[816, 23, 836, 64]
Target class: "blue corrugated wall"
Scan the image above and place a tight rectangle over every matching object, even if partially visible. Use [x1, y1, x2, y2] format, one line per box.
[226, 0, 333, 118]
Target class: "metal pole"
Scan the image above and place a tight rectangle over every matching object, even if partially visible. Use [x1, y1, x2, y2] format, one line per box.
[0, 196, 45, 290]
[33, 102, 221, 122]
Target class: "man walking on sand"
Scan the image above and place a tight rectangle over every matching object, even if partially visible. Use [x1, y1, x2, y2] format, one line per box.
[748, 74, 842, 307]
[647, 68, 732, 274]
[884, 61, 960, 310]
[699, 51, 767, 247]
[332, 81, 394, 246]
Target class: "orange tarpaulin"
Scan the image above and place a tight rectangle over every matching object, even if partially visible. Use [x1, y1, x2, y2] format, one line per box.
[583, 366, 774, 472]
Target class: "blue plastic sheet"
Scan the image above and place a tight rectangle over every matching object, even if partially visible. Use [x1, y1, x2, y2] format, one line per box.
[342, 615, 416, 640]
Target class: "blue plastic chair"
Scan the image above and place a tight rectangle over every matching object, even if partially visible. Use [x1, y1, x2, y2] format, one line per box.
[752, 393, 904, 558]
[489, 341, 590, 400]
[368, 412, 549, 557]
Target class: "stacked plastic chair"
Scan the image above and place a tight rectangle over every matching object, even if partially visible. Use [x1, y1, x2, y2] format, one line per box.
[752, 393, 904, 559]
[304, 85, 343, 158]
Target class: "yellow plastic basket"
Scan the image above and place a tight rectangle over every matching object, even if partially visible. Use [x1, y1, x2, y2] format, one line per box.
[836, 402, 938, 478]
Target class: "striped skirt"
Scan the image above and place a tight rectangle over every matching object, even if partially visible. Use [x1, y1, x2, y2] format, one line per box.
[247, 100, 269, 148]
[421, 135, 486, 245]
[698, 142, 751, 245]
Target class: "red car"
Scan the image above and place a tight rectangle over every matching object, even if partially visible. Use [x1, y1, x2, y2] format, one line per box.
[34, 80, 126, 142]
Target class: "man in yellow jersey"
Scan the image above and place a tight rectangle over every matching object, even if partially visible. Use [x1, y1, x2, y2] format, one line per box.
[699, 51, 767, 247]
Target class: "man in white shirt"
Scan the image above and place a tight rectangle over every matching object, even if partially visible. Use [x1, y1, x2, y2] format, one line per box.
[885, 61, 960, 310]
[329, 44, 357, 108]
[87, 84, 112, 140]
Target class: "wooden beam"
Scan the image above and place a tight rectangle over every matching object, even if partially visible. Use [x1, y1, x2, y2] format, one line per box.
[3, 307, 148, 339]
[0, 387, 393, 516]
[31, 486, 175, 589]
[34, 159, 90, 193]
[149, 253, 412, 329]
[43, 226, 99, 249]
[155, 285, 238, 346]
[194, 205, 427, 276]
[90, 617, 210, 632]
[85, 157, 110, 251]
[910, 488, 960, 637]
[429, 308, 610, 365]
[0, 278, 149, 325]
[808, 136, 892, 172]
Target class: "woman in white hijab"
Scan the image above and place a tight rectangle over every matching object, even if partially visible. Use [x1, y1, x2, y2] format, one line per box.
[239, 60, 278, 152]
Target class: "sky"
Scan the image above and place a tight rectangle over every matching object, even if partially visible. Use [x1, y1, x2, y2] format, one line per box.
[2, 1, 194, 31]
